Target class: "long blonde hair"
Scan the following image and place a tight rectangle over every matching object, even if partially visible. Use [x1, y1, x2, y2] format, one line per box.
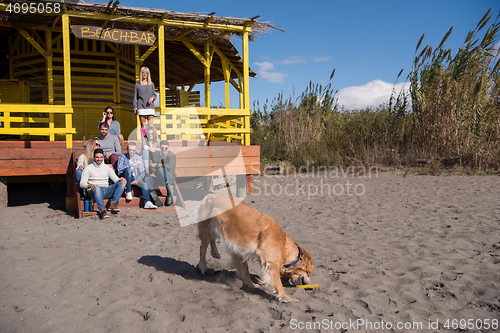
[83, 137, 99, 167]
[145, 126, 159, 145]
[140, 66, 152, 85]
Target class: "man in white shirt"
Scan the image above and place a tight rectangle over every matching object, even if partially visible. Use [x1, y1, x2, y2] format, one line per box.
[80, 148, 126, 219]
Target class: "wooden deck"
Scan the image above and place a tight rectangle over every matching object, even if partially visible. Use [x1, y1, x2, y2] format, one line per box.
[0, 140, 260, 213]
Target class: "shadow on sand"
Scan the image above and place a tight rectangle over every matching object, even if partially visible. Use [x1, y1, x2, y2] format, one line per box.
[137, 255, 271, 299]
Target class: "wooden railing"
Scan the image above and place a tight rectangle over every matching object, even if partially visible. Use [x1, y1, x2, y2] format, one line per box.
[147, 107, 251, 144]
[0, 104, 76, 147]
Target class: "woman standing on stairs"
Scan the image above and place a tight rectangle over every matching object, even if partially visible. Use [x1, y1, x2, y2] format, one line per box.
[133, 67, 157, 137]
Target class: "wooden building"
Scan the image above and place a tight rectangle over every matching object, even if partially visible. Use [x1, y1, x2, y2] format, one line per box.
[0, 0, 270, 211]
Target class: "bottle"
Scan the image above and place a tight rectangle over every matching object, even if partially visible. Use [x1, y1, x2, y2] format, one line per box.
[89, 199, 94, 212]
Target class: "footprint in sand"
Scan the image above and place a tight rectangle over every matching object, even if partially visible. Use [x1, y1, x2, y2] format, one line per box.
[343, 299, 372, 315]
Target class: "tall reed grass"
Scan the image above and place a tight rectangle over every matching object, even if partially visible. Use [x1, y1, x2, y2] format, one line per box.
[251, 9, 500, 171]
[409, 8, 500, 169]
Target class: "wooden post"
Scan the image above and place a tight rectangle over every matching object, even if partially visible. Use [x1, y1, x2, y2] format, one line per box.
[203, 42, 211, 140]
[134, 45, 141, 140]
[223, 61, 231, 142]
[46, 30, 55, 141]
[0, 177, 7, 209]
[158, 24, 166, 140]
[62, 14, 73, 148]
[239, 74, 244, 111]
[204, 41, 211, 108]
[242, 29, 250, 146]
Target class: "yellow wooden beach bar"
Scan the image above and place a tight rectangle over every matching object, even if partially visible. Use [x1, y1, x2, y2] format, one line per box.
[0, 0, 268, 211]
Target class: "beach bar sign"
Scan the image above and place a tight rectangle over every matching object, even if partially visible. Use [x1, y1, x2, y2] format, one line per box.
[71, 25, 156, 46]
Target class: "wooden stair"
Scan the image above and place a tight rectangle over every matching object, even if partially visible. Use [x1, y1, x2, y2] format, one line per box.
[79, 182, 185, 218]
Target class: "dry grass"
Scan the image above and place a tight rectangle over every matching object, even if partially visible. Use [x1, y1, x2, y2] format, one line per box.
[251, 9, 500, 173]
[408, 8, 500, 169]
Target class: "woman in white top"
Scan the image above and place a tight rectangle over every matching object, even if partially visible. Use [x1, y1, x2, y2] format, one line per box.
[133, 67, 156, 137]
[76, 137, 99, 181]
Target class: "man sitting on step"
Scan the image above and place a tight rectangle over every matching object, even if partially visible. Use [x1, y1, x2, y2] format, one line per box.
[80, 148, 126, 219]
[145, 140, 177, 206]
[116, 142, 157, 209]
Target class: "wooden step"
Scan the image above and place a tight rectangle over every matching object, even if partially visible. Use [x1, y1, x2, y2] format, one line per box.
[79, 183, 184, 217]
[80, 195, 180, 217]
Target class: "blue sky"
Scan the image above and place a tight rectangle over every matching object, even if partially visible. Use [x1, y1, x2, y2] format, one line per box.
[118, 0, 500, 110]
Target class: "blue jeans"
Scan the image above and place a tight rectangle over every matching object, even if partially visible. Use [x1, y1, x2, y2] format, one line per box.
[119, 168, 152, 203]
[142, 148, 149, 165]
[158, 168, 175, 185]
[88, 181, 126, 211]
[145, 168, 175, 189]
[75, 169, 83, 182]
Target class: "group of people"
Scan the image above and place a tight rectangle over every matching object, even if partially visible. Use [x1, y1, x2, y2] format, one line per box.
[77, 67, 176, 219]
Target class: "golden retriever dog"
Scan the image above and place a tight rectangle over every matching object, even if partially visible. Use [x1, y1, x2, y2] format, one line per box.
[196, 193, 314, 302]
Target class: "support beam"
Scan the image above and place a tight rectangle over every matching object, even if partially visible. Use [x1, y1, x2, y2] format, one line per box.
[139, 41, 158, 62]
[104, 42, 119, 54]
[148, 13, 166, 32]
[182, 40, 207, 67]
[62, 15, 72, 108]
[242, 29, 250, 145]
[204, 42, 214, 139]
[51, 16, 60, 30]
[159, 24, 166, 112]
[46, 30, 54, 141]
[204, 41, 214, 107]
[46, 30, 54, 105]
[62, 14, 73, 148]
[15, 27, 49, 58]
[134, 45, 141, 140]
[209, 41, 242, 78]
[63, 10, 252, 33]
[229, 77, 241, 92]
[222, 60, 231, 108]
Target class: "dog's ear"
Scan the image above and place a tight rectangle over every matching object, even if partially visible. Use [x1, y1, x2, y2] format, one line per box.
[301, 249, 314, 274]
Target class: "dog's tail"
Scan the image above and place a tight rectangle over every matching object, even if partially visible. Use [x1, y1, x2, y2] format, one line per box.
[198, 192, 243, 224]
[198, 193, 216, 223]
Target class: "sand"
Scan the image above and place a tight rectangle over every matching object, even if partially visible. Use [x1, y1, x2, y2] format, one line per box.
[1, 171, 499, 332]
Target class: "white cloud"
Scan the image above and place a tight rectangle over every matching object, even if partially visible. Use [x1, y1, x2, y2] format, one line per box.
[313, 55, 331, 62]
[336, 80, 410, 110]
[281, 56, 307, 65]
[254, 61, 287, 84]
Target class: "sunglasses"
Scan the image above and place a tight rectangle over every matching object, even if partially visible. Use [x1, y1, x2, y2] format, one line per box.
[141, 72, 149, 76]
[106, 111, 113, 114]
[161, 146, 169, 150]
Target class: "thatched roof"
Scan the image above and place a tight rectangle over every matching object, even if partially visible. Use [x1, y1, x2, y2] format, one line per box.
[1, 0, 278, 42]
[0, 0, 281, 85]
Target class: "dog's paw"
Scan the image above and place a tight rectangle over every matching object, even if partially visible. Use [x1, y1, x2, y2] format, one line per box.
[210, 247, 220, 259]
[276, 292, 299, 303]
[196, 263, 207, 275]
[278, 295, 299, 303]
